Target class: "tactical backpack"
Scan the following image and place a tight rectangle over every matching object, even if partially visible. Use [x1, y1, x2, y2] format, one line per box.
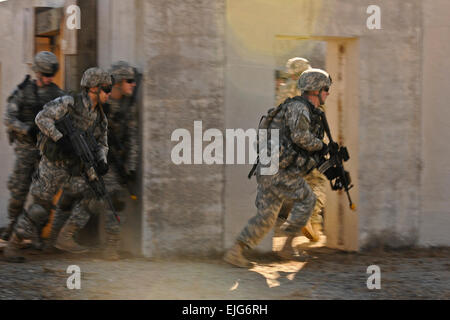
[248, 97, 298, 179]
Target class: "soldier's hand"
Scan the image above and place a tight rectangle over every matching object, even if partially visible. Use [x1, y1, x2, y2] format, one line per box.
[56, 136, 73, 154]
[27, 125, 39, 138]
[97, 160, 109, 176]
[127, 170, 136, 182]
[328, 141, 339, 154]
[319, 142, 329, 156]
[87, 166, 99, 181]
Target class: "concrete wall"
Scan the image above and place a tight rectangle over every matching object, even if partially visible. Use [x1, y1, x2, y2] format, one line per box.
[138, 0, 226, 257]
[1, 0, 448, 255]
[419, 0, 450, 247]
[0, 0, 54, 227]
[97, 0, 143, 255]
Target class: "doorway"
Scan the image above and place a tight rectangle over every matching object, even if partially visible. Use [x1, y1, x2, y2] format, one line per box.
[273, 36, 360, 252]
[34, 7, 65, 88]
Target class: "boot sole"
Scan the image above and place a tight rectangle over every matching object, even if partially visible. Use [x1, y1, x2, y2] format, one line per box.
[54, 244, 89, 254]
[5, 256, 26, 263]
[223, 253, 253, 268]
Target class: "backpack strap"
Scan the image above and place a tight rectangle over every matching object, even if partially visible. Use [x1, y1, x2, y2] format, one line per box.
[247, 97, 294, 179]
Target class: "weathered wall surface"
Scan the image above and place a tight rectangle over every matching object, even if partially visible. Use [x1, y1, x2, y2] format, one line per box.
[139, 0, 226, 257]
[97, 0, 143, 257]
[0, 0, 64, 226]
[419, 0, 450, 247]
[1, 0, 448, 256]
[323, 0, 423, 248]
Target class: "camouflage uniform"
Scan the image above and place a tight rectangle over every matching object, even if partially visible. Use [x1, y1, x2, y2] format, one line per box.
[102, 94, 139, 232]
[275, 57, 310, 106]
[237, 96, 326, 249]
[92, 61, 140, 259]
[224, 68, 332, 267]
[3, 68, 111, 261]
[275, 58, 326, 238]
[43, 69, 111, 251]
[1, 51, 64, 241]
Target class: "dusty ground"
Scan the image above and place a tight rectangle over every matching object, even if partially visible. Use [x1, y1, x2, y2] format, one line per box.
[0, 237, 449, 300]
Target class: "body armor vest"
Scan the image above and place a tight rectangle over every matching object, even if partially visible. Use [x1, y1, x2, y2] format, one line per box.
[42, 93, 104, 166]
[16, 76, 62, 125]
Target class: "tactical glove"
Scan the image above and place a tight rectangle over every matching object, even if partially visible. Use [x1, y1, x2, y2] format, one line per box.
[328, 141, 339, 154]
[97, 160, 109, 176]
[319, 142, 329, 156]
[127, 170, 136, 182]
[27, 125, 39, 138]
[57, 136, 73, 154]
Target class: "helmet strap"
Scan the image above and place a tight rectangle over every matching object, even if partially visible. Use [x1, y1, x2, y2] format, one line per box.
[36, 74, 44, 87]
[303, 90, 323, 107]
[318, 88, 325, 106]
[96, 88, 102, 108]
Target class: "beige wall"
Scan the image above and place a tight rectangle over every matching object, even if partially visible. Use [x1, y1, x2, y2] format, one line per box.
[225, 0, 425, 251]
[419, 0, 450, 246]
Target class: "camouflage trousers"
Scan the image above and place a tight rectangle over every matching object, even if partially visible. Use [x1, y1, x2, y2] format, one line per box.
[237, 177, 316, 249]
[276, 169, 327, 235]
[51, 166, 124, 236]
[14, 156, 89, 240]
[7, 141, 40, 221]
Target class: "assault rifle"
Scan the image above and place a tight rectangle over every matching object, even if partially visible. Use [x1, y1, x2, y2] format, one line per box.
[315, 109, 356, 211]
[55, 115, 120, 223]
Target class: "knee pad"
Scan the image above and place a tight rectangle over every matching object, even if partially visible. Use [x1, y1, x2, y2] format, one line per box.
[27, 203, 50, 228]
[15, 214, 39, 240]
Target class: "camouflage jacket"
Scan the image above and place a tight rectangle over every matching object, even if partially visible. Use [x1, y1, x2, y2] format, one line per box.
[35, 91, 108, 164]
[276, 79, 300, 106]
[104, 96, 139, 172]
[259, 96, 324, 177]
[4, 75, 65, 144]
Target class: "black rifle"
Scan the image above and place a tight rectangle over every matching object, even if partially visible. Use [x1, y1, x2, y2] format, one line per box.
[315, 109, 356, 211]
[55, 115, 120, 223]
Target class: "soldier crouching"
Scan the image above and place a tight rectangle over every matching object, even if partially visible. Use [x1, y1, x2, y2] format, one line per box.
[3, 67, 112, 262]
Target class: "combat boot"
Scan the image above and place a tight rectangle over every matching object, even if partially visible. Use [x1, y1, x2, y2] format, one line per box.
[102, 232, 121, 261]
[42, 210, 69, 253]
[301, 221, 320, 242]
[3, 233, 26, 263]
[311, 223, 323, 242]
[277, 235, 296, 260]
[277, 235, 308, 261]
[0, 220, 16, 241]
[223, 242, 253, 268]
[54, 223, 89, 254]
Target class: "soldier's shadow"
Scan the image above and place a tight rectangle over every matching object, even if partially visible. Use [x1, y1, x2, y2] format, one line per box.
[241, 251, 308, 289]
[242, 245, 336, 289]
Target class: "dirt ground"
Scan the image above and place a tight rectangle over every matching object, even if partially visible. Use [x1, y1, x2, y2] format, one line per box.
[1, 236, 449, 300]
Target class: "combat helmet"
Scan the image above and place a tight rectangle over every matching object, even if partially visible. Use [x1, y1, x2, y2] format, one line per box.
[286, 57, 311, 77]
[298, 68, 332, 91]
[80, 67, 112, 89]
[109, 61, 135, 83]
[32, 51, 59, 75]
